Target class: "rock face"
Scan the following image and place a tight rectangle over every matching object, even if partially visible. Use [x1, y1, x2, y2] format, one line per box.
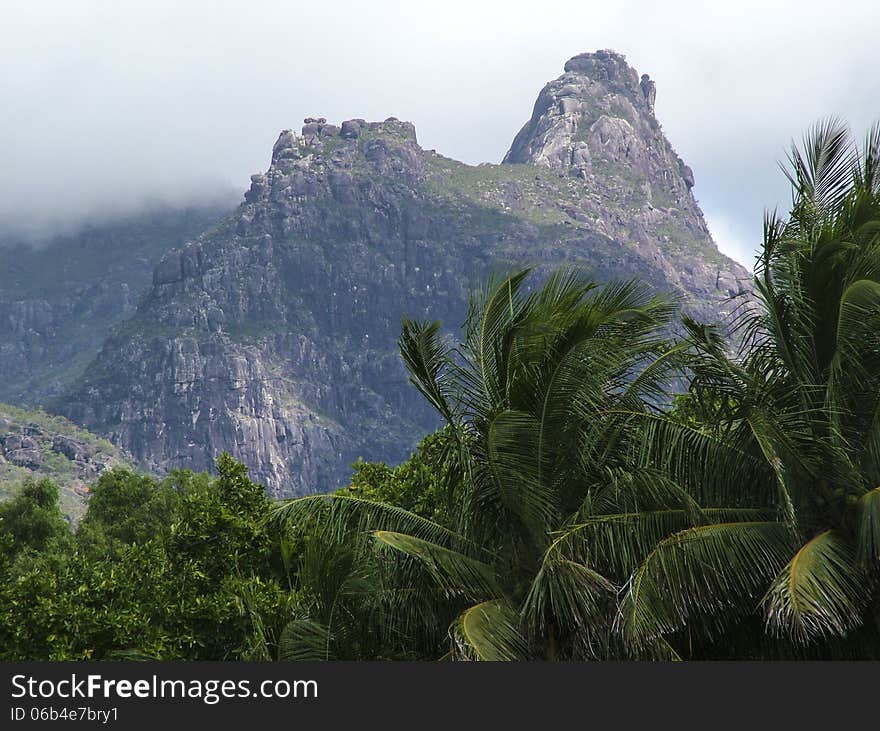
[59, 51, 751, 497]
[502, 49, 735, 294]
[0, 204, 232, 406]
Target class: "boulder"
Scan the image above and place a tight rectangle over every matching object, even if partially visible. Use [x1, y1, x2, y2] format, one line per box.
[680, 162, 695, 189]
[52, 434, 87, 461]
[340, 119, 361, 139]
[8, 448, 42, 469]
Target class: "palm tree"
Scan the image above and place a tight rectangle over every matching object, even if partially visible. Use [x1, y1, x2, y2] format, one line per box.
[274, 268, 685, 659]
[619, 120, 880, 658]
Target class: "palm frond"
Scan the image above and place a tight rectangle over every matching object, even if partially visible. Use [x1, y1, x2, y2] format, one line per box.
[864, 400, 880, 486]
[373, 530, 500, 600]
[619, 521, 792, 646]
[614, 411, 774, 508]
[590, 468, 703, 519]
[399, 318, 458, 425]
[784, 117, 856, 219]
[830, 279, 880, 393]
[857, 122, 880, 193]
[558, 507, 773, 579]
[484, 409, 556, 545]
[522, 552, 615, 638]
[278, 619, 335, 661]
[471, 269, 533, 407]
[449, 600, 529, 660]
[272, 493, 470, 550]
[764, 530, 869, 642]
[616, 340, 689, 411]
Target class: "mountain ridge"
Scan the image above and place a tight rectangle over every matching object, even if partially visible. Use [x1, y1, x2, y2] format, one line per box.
[57, 50, 750, 496]
[0, 203, 234, 406]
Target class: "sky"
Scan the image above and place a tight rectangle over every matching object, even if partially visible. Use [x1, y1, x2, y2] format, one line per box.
[1, 1, 878, 266]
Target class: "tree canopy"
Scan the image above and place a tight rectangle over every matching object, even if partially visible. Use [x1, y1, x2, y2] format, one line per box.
[4, 120, 880, 661]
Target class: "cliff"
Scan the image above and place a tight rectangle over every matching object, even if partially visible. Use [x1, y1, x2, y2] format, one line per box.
[59, 51, 750, 496]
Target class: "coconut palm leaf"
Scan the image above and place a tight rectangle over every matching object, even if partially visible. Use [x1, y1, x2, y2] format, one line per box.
[764, 530, 869, 642]
[399, 318, 458, 425]
[590, 468, 707, 516]
[522, 544, 615, 638]
[373, 531, 500, 600]
[830, 279, 880, 392]
[620, 521, 793, 646]
[616, 340, 690, 411]
[272, 493, 471, 550]
[483, 409, 556, 546]
[556, 506, 774, 579]
[278, 619, 335, 661]
[856, 123, 880, 190]
[449, 600, 529, 661]
[864, 403, 880, 485]
[468, 269, 533, 409]
[784, 117, 856, 218]
[615, 411, 773, 508]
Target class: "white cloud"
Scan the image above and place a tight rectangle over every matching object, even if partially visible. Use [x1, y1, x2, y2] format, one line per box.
[1, 0, 877, 253]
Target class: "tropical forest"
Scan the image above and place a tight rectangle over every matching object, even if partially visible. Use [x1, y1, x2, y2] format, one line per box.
[3, 121, 880, 661]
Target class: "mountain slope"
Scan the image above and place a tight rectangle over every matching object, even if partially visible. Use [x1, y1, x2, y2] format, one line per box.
[0, 203, 233, 406]
[60, 51, 750, 497]
[0, 403, 128, 522]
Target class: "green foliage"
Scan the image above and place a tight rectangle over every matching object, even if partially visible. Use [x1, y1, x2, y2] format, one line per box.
[276, 267, 685, 659]
[79, 468, 179, 545]
[0, 477, 70, 556]
[338, 430, 454, 523]
[7, 121, 880, 662]
[0, 455, 286, 661]
[621, 121, 880, 657]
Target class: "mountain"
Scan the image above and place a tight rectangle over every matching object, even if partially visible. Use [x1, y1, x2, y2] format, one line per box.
[0, 403, 128, 522]
[0, 203, 233, 406]
[59, 50, 750, 497]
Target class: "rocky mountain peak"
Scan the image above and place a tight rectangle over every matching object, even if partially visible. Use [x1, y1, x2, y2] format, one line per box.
[242, 116, 423, 217]
[268, 116, 419, 165]
[503, 50, 691, 191]
[59, 52, 750, 498]
[563, 49, 642, 94]
[562, 50, 656, 113]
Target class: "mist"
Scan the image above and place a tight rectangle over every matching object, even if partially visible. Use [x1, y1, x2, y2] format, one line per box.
[1, 1, 878, 263]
